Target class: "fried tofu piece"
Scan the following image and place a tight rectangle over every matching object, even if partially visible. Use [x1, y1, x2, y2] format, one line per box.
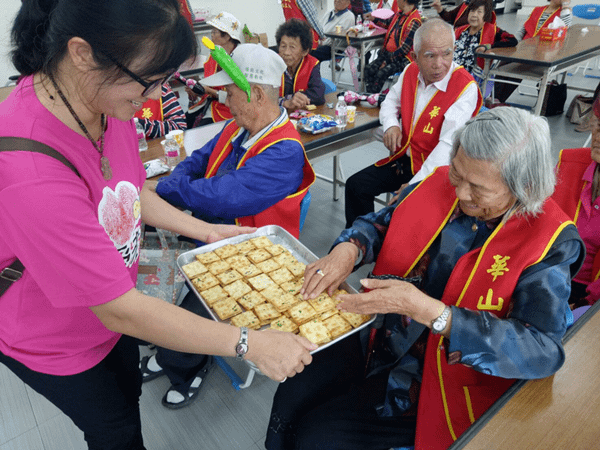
[308, 292, 336, 314]
[286, 260, 306, 278]
[238, 290, 267, 310]
[225, 254, 251, 270]
[230, 310, 261, 330]
[288, 301, 318, 325]
[270, 316, 299, 333]
[212, 297, 242, 320]
[299, 320, 331, 345]
[195, 251, 220, 264]
[181, 260, 208, 280]
[256, 258, 281, 273]
[247, 248, 272, 264]
[254, 302, 281, 323]
[234, 240, 257, 254]
[214, 244, 238, 259]
[340, 311, 370, 328]
[216, 269, 243, 285]
[250, 236, 274, 248]
[192, 272, 220, 291]
[269, 267, 295, 285]
[207, 259, 230, 275]
[247, 273, 277, 291]
[238, 264, 263, 278]
[223, 279, 252, 299]
[322, 315, 352, 339]
[200, 285, 229, 305]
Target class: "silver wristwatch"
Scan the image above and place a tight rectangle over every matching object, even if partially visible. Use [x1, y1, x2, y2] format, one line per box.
[235, 327, 249, 359]
[431, 306, 451, 334]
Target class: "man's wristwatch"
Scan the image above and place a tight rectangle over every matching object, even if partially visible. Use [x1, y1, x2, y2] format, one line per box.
[431, 306, 451, 334]
[235, 327, 249, 359]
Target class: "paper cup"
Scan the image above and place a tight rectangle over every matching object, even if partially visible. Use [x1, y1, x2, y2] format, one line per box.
[347, 106, 357, 123]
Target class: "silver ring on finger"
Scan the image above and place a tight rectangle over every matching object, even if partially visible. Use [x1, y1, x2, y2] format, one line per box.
[281, 377, 288, 383]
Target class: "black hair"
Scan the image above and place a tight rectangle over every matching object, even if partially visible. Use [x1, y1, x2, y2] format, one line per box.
[404, 0, 420, 7]
[275, 18, 312, 52]
[467, 0, 494, 23]
[11, 0, 197, 80]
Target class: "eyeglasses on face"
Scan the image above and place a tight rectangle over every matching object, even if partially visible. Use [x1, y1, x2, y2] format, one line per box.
[103, 53, 176, 97]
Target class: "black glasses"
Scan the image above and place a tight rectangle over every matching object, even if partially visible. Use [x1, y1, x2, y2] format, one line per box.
[104, 53, 176, 97]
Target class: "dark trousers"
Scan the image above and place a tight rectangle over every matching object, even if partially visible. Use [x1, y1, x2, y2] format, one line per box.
[0, 336, 146, 450]
[311, 45, 333, 62]
[265, 332, 416, 450]
[154, 289, 210, 394]
[345, 155, 413, 228]
[364, 54, 408, 93]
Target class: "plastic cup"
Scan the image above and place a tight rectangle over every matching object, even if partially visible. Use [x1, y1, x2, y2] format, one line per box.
[347, 106, 357, 123]
[168, 129, 185, 148]
[335, 25, 342, 33]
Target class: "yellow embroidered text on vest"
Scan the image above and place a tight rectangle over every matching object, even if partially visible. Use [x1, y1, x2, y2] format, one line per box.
[487, 255, 510, 281]
[423, 123, 434, 134]
[477, 288, 504, 311]
[429, 106, 441, 119]
[141, 108, 153, 119]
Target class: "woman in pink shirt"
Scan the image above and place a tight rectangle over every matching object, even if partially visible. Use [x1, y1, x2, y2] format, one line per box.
[0, 1, 315, 448]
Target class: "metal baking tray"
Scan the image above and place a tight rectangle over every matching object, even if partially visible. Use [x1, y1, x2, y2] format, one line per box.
[177, 225, 376, 355]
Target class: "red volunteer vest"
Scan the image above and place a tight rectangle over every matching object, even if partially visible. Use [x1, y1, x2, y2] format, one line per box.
[177, 0, 194, 27]
[553, 148, 600, 282]
[523, 6, 562, 39]
[377, 0, 399, 13]
[204, 56, 233, 122]
[383, 8, 422, 59]
[134, 98, 163, 122]
[280, 54, 319, 97]
[372, 167, 575, 450]
[455, 22, 498, 71]
[281, 0, 319, 50]
[204, 120, 315, 238]
[375, 63, 482, 173]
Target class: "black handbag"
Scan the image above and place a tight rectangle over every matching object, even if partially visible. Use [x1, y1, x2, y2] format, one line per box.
[540, 80, 568, 117]
[0, 137, 80, 297]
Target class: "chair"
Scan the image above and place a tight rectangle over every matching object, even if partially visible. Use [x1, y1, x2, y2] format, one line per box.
[568, 5, 600, 78]
[322, 78, 337, 95]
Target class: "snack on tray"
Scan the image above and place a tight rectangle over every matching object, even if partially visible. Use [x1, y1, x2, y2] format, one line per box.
[184, 235, 371, 350]
[299, 320, 332, 345]
[181, 260, 208, 279]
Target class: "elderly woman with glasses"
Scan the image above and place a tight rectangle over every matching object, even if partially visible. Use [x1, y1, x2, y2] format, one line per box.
[0, 1, 315, 448]
[266, 106, 584, 450]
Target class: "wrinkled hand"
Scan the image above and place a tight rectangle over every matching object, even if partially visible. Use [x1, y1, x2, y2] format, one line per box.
[337, 278, 428, 318]
[387, 183, 408, 206]
[285, 92, 311, 110]
[301, 243, 358, 299]
[245, 328, 317, 382]
[185, 87, 199, 102]
[205, 225, 257, 244]
[431, 0, 443, 13]
[383, 126, 402, 153]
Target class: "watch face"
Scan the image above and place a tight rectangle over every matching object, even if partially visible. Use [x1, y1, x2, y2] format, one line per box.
[236, 343, 248, 356]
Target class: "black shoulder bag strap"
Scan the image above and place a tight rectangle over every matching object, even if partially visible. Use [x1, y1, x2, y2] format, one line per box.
[0, 136, 81, 297]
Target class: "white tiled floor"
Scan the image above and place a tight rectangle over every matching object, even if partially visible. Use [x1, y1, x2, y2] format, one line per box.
[1, 11, 599, 450]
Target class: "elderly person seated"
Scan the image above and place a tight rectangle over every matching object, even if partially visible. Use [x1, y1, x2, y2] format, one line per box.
[276, 18, 326, 111]
[310, 0, 356, 62]
[364, 0, 421, 94]
[431, 0, 497, 28]
[143, 44, 316, 409]
[134, 82, 187, 139]
[265, 106, 584, 450]
[553, 93, 600, 307]
[452, 0, 516, 83]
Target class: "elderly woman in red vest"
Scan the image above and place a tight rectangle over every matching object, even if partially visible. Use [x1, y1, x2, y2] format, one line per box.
[452, 0, 516, 84]
[364, 0, 421, 93]
[265, 106, 584, 450]
[432, 0, 497, 28]
[553, 92, 600, 307]
[276, 18, 326, 111]
[494, 0, 571, 103]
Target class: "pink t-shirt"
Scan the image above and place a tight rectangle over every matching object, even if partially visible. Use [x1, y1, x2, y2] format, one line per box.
[0, 76, 146, 375]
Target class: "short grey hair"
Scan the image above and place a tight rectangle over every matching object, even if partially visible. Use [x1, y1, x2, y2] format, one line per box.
[413, 18, 455, 54]
[451, 106, 555, 217]
[252, 83, 280, 104]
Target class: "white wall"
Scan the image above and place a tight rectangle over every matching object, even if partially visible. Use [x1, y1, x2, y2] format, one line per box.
[0, 1, 22, 85]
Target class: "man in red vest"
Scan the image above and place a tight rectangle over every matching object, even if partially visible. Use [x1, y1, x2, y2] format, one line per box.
[345, 18, 482, 227]
[266, 106, 584, 450]
[143, 44, 315, 409]
[553, 93, 600, 307]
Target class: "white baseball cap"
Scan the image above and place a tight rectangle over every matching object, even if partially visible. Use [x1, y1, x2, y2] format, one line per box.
[207, 11, 243, 43]
[200, 43, 287, 88]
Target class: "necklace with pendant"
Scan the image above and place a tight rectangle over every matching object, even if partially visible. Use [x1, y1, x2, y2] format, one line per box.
[47, 74, 112, 180]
